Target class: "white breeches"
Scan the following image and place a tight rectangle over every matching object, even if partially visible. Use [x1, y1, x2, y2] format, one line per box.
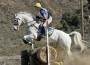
[43, 16, 52, 26]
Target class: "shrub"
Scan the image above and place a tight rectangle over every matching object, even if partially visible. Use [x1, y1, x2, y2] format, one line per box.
[60, 12, 81, 31]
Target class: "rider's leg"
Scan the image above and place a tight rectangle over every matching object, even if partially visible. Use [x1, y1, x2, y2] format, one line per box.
[43, 16, 52, 36]
[38, 16, 52, 36]
[43, 16, 52, 26]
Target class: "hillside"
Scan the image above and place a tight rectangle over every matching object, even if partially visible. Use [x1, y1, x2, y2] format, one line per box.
[0, 0, 90, 65]
[0, 0, 89, 55]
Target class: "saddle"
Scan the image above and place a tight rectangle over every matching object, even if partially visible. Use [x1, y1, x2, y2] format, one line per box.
[37, 26, 54, 41]
[37, 25, 45, 41]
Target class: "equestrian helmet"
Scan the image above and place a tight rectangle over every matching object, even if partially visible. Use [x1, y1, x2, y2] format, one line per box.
[34, 3, 42, 8]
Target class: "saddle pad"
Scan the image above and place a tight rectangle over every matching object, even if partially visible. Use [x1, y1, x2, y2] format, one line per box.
[48, 27, 54, 36]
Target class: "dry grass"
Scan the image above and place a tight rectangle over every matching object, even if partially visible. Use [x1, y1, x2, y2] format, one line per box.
[0, 0, 89, 65]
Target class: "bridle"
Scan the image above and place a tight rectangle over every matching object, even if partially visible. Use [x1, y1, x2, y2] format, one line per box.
[13, 17, 21, 26]
[14, 14, 38, 30]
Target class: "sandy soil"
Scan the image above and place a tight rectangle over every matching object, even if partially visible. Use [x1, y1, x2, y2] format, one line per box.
[63, 49, 90, 65]
[51, 37, 90, 65]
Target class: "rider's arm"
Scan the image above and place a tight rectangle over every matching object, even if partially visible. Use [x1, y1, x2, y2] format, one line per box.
[42, 14, 47, 22]
[42, 14, 47, 19]
[40, 9, 47, 22]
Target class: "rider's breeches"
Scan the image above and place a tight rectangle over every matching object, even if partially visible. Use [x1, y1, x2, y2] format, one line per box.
[43, 16, 52, 26]
[43, 16, 52, 35]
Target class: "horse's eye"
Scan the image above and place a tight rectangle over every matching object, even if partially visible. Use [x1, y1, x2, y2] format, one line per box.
[13, 18, 18, 25]
[14, 19, 17, 21]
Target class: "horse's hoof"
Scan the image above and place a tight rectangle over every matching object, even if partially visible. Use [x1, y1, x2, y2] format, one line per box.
[80, 49, 87, 53]
[23, 39, 28, 44]
[28, 42, 32, 45]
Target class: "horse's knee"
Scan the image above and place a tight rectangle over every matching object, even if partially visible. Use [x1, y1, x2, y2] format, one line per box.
[23, 36, 27, 40]
[23, 36, 30, 44]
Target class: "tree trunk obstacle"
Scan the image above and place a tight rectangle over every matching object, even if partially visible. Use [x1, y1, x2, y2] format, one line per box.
[21, 46, 57, 65]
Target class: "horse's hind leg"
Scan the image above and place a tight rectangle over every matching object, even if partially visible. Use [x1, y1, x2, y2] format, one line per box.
[67, 48, 72, 58]
[66, 47, 73, 60]
[64, 41, 73, 60]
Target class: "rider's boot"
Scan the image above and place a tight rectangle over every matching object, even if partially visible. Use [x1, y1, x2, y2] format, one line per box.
[41, 26, 45, 36]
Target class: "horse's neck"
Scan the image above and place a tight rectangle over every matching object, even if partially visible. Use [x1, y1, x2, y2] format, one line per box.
[18, 13, 38, 27]
[21, 14, 33, 25]
[18, 14, 26, 23]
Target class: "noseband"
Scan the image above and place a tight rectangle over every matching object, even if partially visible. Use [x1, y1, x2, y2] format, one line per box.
[13, 17, 21, 26]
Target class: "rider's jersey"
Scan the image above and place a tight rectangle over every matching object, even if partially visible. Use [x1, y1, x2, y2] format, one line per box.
[37, 8, 51, 19]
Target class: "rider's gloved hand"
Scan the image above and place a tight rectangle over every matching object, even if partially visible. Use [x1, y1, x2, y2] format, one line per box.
[36, 15, 41, 19]
[43, 19, 46, 23]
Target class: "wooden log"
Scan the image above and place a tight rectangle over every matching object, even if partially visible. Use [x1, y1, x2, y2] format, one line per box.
[37, 46, 57, 63]
[21, 50, 29, 65]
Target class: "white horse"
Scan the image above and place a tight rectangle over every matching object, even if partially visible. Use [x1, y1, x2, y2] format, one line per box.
[13, 12, 87, 59]
[13, 12, 36, 30]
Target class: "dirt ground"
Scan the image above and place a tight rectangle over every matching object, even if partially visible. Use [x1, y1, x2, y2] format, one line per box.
[55, 38, 90, 65]
[0, 35, 90, 65]
[63, 49, 90, 65]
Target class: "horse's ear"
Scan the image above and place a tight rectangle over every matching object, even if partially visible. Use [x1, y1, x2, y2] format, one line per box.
[14, 14, 16, 17]
[14, 13, 18, 17]
[12, 14, 15, 19]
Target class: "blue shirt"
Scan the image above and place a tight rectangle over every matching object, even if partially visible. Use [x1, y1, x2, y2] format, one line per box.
[40, 9, 46, 16]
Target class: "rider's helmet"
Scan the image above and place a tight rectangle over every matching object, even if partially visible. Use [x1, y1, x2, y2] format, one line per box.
[34, 3, 42, 8]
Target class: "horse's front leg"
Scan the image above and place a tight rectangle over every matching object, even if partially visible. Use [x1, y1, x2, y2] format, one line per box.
[23, 34, 34, 44]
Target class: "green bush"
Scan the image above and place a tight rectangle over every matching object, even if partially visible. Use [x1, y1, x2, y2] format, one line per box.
[60, 12, 81, 31]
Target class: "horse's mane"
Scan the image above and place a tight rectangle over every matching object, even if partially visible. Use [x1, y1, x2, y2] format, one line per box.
[15, 11, 33, 17]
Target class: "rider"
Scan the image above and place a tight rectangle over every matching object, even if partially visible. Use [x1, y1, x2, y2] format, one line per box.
[34, 2, 52, 36]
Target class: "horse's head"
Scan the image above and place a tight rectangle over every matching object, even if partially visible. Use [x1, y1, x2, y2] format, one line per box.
[13, 12, 37, 31]
[13, 13, 23, 31]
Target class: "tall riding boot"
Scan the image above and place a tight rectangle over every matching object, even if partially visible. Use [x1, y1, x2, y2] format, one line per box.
[41, 26, 45, 36]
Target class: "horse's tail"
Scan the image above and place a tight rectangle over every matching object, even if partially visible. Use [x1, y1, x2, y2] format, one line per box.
[69, 31, 87, 52]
